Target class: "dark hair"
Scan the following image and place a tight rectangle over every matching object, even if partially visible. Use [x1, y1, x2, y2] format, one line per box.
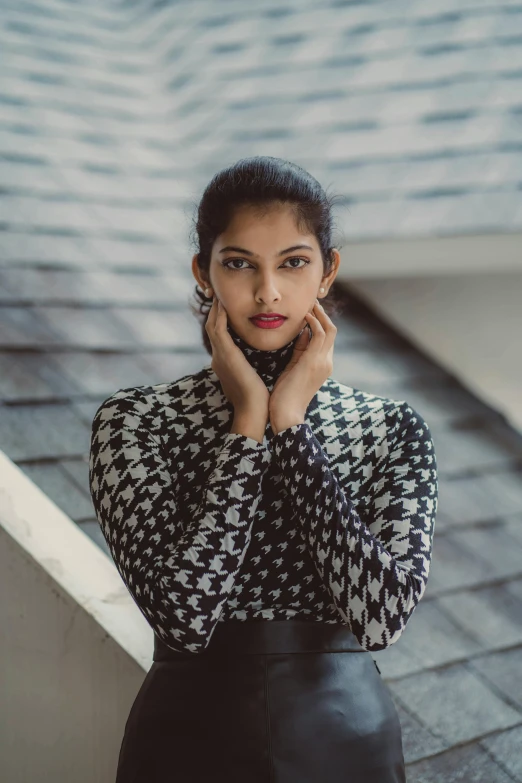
[188, 156, 346, 356]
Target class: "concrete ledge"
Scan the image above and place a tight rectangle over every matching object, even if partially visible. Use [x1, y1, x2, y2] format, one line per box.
[0, 450, 153, 782]
[336, 232, 522, 278]
[347, 269, 522, 434]
[0, 450, 153, 671]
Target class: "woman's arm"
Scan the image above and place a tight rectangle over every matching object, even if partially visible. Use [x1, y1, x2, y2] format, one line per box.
[270, 400, 438, 651]
[88, 388, 271, 654]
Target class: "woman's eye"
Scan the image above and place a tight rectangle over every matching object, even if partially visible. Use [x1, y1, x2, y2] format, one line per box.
[223, 258, 249, 270]
[222, 257, 310, 271]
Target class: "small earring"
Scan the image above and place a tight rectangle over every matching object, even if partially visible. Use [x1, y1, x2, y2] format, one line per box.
[204, 287, 211, 296]
[319, 287, 325, 293]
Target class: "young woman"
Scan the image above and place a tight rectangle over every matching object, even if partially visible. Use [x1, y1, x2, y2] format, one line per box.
[89, 156, 438, 782]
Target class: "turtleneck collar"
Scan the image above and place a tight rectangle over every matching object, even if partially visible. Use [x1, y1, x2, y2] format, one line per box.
[226, 321, 310, 391]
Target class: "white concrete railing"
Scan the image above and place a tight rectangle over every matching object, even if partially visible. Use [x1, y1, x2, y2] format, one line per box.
[0, 450, 153, 783]
[337, 233, 522, 279]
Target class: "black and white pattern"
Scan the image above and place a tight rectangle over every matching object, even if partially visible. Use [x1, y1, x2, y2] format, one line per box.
[89, 323, 438, 654]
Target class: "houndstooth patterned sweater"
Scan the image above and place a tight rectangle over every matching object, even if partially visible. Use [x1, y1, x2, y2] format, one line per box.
[89, 323, 438, 655]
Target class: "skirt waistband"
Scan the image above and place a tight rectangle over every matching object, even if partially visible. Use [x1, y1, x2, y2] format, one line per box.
[153, 620, 366, 660]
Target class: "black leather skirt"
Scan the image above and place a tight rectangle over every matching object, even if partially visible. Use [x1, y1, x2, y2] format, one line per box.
[115, 620, 406, 783]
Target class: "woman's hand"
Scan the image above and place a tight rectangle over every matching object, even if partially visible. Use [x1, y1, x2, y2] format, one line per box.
[269, 300, 337, 435]
[206, 297, 270, 418]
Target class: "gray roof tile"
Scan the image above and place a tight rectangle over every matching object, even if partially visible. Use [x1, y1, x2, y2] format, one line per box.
[388, 661, 520, 747]
[458, 523, 522, 581]
[437, 578, 522, 653]
[77, 520, 111, 558]
[470, 647, 522, 712]
[21, 461, 93, 520]
[0, 268, 104, 302]
[424, 533, 494, 596]
[387, 598, 483, 670]
[110, 307, 203, 349]
[0, 231, 92, 267]
[0, 159, 64, 194]
[0, 268, 194, 306]
[59, 456, 90, 498]
[0, 402, 90, 461]
[0, 354, 57, 399]
[35, 306, 136, 348]
[502, 516, 522, 549]
[406, 740, 517, 783]
[79, 237, 176, 271]
[371, 635, 420, 680]
[0, 306, 59, 345]
[0, 353, 81, 400]
[138, 351, 212, 387]
[48, 351, 156, 397]
[377, 379, 497, 424]
[428, 521, 522, 596]
[393, 702, 447, 765]
[437, 470, 522, 528]
[430, 423, 522, 475]
[71, 397, 113, 429]
[481, 724, 522, 782]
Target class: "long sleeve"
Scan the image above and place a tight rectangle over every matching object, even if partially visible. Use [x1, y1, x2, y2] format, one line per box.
[270, 400, 438, 651]
[88, 388, 271, 654]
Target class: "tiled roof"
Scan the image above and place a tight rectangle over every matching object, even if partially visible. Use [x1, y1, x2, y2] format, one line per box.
[1, 1, 522, 777]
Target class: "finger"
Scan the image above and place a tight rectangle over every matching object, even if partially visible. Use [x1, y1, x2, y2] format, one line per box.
[313, 301, 330, 323]
[212, 297, 224, 325]
[205, 297, 218, 334]
[304, 311, 327, 354]
[212, 300, 235, 358]
[293, 328, 310, 353]
[206, 298, 223, 352]
[215, 298, 227, 333]
[315, 301, 336, 333]
[314, 301, 337, 351]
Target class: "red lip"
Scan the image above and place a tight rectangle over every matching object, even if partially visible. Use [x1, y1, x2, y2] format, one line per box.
[250, 313, 286, 319]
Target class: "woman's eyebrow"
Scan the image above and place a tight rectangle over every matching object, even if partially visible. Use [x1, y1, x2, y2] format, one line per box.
[218, 244, 314, 257]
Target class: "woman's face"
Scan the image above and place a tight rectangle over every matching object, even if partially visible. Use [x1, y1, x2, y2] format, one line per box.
[193, 203, 340, 348]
